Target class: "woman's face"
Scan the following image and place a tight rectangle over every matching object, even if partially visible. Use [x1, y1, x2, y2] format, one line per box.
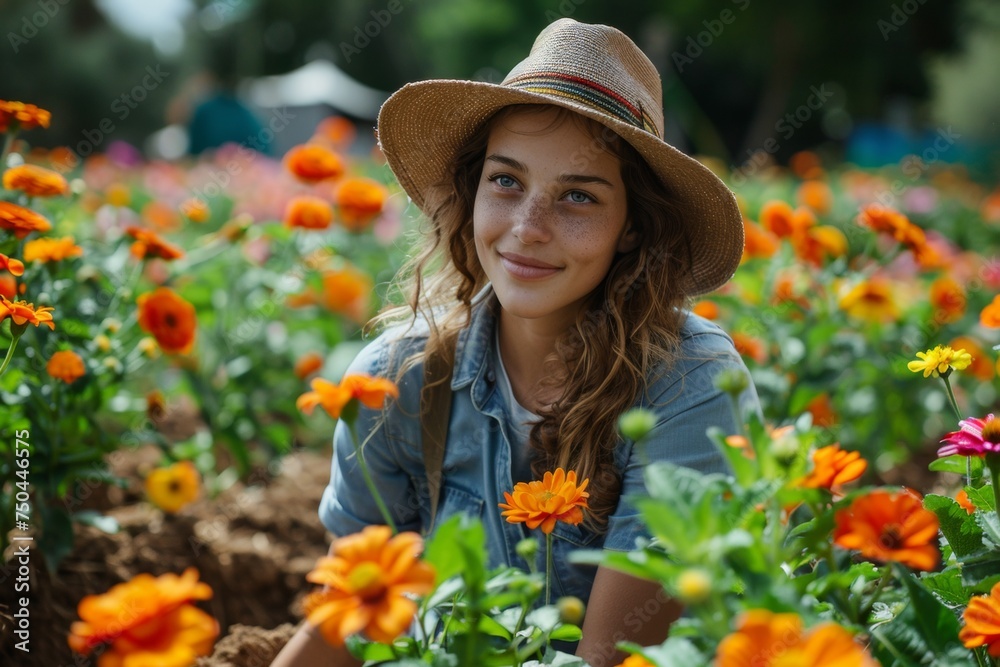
[473, 107, 636, 328]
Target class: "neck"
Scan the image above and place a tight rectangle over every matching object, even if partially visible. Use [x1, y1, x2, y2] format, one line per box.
[497, 309, 573, 411]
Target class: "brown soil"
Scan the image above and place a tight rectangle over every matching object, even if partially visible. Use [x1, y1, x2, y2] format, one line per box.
[0, 447, 332, 667]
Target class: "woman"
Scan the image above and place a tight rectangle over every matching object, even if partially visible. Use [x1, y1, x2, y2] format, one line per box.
[274, 18, 758, 667]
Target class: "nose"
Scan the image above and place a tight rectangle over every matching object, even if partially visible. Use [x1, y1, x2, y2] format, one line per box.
[511, 194, 554, 244]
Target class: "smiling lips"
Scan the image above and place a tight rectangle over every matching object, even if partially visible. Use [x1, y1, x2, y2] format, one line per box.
[499, 252, 561, 280]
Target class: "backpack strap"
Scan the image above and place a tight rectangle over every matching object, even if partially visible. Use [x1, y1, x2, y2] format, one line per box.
[421, 341, 455, 534]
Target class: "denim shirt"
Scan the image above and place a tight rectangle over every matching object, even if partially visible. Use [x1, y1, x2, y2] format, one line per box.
[319, 285, 760, 605]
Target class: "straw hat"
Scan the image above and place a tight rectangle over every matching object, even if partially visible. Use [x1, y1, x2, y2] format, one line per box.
[377, 18, 743, 295]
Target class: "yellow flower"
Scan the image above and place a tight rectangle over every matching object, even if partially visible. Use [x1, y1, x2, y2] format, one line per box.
[23, 236, 83, 263]
[145, 461, 201, 513]
[138, 336, 160, 358]
[838, 278, 898, 323]
[907, 345, 972, 378]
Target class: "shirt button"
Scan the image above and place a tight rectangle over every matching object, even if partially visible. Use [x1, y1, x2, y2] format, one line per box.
[486, 369, 496, 383]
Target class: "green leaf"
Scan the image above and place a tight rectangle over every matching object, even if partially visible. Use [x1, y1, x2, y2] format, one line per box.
[966, 484, 996, 512]
[619, 638, 708, 667]
[425, 514, 485, 584]
[929, 455, 983, 477]
[924, 493, 984, 558]
[960, 550, 1000, 593]
[976, 512, 1000, 549]
[38, 504, 75, 572]
[478, 614, 512, 640]
[921, 568, 971, 607]
[548, 624, 582, 642]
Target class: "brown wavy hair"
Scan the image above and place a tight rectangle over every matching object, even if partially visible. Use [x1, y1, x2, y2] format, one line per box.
[371, 105, 694, 532]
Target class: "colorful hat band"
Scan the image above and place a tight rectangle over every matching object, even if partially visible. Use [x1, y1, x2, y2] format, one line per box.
[506, 72, 660, 138]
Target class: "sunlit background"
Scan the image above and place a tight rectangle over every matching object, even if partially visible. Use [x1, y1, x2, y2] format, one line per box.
[1, 0, 998, 174]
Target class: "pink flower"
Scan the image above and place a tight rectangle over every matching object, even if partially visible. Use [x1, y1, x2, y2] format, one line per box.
[939, 414, 1000, 457]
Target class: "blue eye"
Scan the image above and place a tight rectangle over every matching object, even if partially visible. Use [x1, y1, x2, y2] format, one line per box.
[489, 174, 517, 188]
[566, 191, 593, 204]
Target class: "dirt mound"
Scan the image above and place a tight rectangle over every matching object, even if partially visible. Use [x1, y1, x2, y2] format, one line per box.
[0, 449, 331, 666]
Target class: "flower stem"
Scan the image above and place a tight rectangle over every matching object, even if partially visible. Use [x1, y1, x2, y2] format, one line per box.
[0, 131, 16, 166]
[0, 333, 21, 377]
[545, 532, 553, 607]
[857, 565, 894, 622]
[347, 419, 397, 534]
[941, 374, 963, 423]
[988, 455, 1000, 517]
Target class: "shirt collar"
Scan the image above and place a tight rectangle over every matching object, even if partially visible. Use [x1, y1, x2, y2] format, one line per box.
[452, 283, 497, 390]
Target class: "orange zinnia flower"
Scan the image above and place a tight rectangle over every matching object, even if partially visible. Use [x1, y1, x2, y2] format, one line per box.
[499, 468, 590, 534]
[804, 393, 837, 428]
[759, 201, 814, 239]
[981, 295, 1000, 328]
[294, 351, 325, 379]
[692, 300, 719, 320]
[856, 204, 909, 237]
[68, 568, 218, 663]
[796, 180, 832, 215]
[137, 288, 197, 354]
[125, 225, 185, 261]
[303, 525, 435, 646]
[731, 332, 767, 365]
[742, 219, 780, 260]
[0, 201, 52, 238]
[929, 276, 966, 324]
[838, 278, 899, 323]
[614, 655, 656, 667]
[961, 581, 1000, 656]
[180, 197, 210, 223]
[0, 252, 24, 276]
[142, 200, 182, 232]
[335, 178, 387, 231]
[3, 164, 68, 197]
[0, 296, 55, 330]
[714, 609, 877, 667]
[0, 274, 16, 299]
[297, 373, 400, 420]
[0, 100, 51, 132]
[23, 236, 83, 263]
[789, 150, 823, 180]
[833, 489, 939, 571]
[145, 461, 201, 513]
[791, 224, 848, 267]
[798, 444, 866, 492]
[313, 116, 356, 148]
[285, 196, 334, 230]
[46, 350, 86, 384]
[950, 336, 994, 381]
[284, 144, 345, 182]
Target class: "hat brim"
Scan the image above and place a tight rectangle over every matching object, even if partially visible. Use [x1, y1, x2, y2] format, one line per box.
[377, 79, 743, 296]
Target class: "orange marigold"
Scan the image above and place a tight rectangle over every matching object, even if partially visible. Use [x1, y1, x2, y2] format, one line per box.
[284, 144, 345, 182]
[731, 332, 767, 365]
[0, 100, 51, 132]
[3, 163, 68, 197]
[303, 525, 435, 646]
[714, 609, 877, 667]
[136, 287, 197, 354]
[335, 178, 387, 231]
[692, 300, 719, 320]
[0, 201, 52, 238]
[297, 373, 400, 420]
[929, 276, 966, 325]
[125, 225, 185, 261]
[68, 568, 218, 663]
[180, 197, 210, 223]
[838, 278, 899, 323]
[791, 224, 848, 267]
[742, 219, 780, 260]
[804, 393, 838, 428]
[145, 461, 201, 513]
[833, 488, 939, 571]
[294, 351, 325, 379]
[499, 468, 590, 534]
[796, 180, 833, 215]
[23, 236, 83, 263]
[857, 204, 909, 237]
[0, 295, 55, 330]
[0, 252, 24, 276]
[285, 196, 334, 230]
[981, 295, 1000, 328]
[961, 581, 1000, 656]
[759, 201, 814, 239]
[798, 444, 866, 492]
[46, 350, 86, 383]
[0, 274, 16, 299]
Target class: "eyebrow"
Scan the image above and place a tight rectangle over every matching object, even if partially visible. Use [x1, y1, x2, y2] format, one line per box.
[484, 154, 616, 188]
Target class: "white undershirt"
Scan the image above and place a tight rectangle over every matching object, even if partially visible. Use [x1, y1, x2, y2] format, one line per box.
[493, 326, 539, 485]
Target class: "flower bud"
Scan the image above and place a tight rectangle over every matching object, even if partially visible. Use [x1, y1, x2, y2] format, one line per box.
[515, 537, 538, 561]
[676, 568, 712, 604]
[771, 426, 801, 464]
[94, 334, 111, 353]
[102, 318, 122, 333]
[618, 408, 657, 442]
[138, 337, 159, 358]
[556, 596, 585, 625]
[714, 368, 749, 397]
[102, 356, 122, 373]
